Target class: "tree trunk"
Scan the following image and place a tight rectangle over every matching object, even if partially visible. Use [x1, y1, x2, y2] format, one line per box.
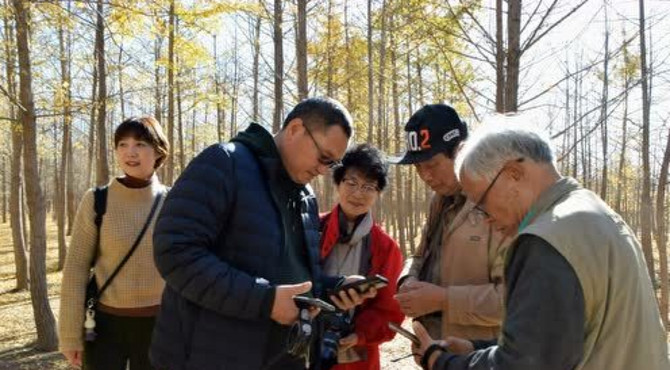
[230, 30, 239, 138]
[505, 0, 520, 112]
[2, 156, 6, 223]
[561, 62, 570, 175]
[572, 69, 579, 179]
[176, 58, 185, 173]
[322, 0, 334, 207]
[4, 2, 28, 289]
[615, 50, 630, 215]
[326, 0, 333, 98]
[296, 0, 307, 101]
[416, 60, 425, 106]
[376, 0, 387, 150]
[13, 0, 58, 350]
[66, 110, 74, 234]
[87, 51, 97, 187]
[344, 0, 352, 110]
[64, 0, 74, 235]
[272, 0, 283, 133]
[366, 0, 374, 142]
[95, 0, 108, 186]
[154, 19, 163, 131]
[579, 77, 587, 187]
[191, 92, 197, 155]
[655, 127, 670, 328]
[57, 7, 72, 271]
[12, 120, 28, 284]
[213, 35, 223, 142]
[406, 38, 413, 114]
[390, 12, 405, 256]
[495, 0, 505, 113]
[118, 43, 125, 118]
[250, 5, 261, 121]
[52, 126, 58, 222]
[166, 0, 175, 184]
[638, 0, 654, 280]
[599, 6, 609, 200]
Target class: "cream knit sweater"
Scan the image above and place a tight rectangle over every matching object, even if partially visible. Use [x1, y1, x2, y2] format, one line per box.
[58, 176, 166, 351]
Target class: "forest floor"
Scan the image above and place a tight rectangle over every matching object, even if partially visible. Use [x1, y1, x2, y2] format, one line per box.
[0, 219, 419, 369]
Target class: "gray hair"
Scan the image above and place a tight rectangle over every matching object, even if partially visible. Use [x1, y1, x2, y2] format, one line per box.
[455, 113, 555, 182]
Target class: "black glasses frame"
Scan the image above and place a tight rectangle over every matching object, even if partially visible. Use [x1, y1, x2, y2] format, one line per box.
[473, 158, 524, 217]
[303, 124, 342, 169]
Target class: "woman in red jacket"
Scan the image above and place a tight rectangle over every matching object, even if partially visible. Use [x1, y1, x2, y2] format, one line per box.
[319, 143, 404, 370]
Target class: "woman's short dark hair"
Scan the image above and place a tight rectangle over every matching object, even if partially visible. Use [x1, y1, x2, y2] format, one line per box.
[333, 144, 388, 191]
[114, 116, 170, 169]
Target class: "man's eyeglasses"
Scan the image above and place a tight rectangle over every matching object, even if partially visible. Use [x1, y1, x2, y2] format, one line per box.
[303, 124, 342, 169]
[473, 158, 524, 218]
[342, 177, 379, 195]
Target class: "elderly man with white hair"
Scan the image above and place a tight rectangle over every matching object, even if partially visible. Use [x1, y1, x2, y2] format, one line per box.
[412, 117, 669, 370]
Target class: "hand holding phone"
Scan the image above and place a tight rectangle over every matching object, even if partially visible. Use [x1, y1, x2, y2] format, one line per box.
[388, 322, 421, 346]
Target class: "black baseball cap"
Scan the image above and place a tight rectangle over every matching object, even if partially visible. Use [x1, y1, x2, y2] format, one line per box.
[389, 104, 468, 165]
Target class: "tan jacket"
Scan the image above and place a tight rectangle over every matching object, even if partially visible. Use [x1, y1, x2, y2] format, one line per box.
[401, 194, 508, 340]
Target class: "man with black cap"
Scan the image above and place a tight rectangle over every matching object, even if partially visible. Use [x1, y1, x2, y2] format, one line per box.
[392, 104, 508, 343]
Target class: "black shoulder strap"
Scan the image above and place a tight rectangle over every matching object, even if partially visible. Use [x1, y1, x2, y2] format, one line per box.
[94, 186, 108, 228]
[97, 190, 165, 298]
[92, 186, 108, 265]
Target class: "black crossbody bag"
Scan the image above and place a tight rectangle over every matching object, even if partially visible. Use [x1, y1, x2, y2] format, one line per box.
[84, 186, 164, 341]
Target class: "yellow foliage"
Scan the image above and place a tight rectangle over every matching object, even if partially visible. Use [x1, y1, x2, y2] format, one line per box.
[34, 2, 76, 31]
[175, 35, 210, 69]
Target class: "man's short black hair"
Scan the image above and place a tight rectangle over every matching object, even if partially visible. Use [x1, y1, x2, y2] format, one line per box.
[333, 144, 388, 191]
[282, 97, 353, 138]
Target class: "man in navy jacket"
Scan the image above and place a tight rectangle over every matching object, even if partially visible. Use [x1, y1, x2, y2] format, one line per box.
[150, 98, 365, 370]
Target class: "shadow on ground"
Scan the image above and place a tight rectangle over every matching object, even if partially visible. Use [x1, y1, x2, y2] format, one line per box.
[0, 343, 68, 369]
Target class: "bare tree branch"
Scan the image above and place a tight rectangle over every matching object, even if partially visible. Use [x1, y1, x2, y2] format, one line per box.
[522, 0, 590, 53]
[456, 0, 496, 46]
[428, 32, 481, 122]
[0, 83, 26, 112]
[553, 76, 642, 144]
[520, 0, 546, 36]
[424, 14, 496, 65]
[520, 31, 637, 108]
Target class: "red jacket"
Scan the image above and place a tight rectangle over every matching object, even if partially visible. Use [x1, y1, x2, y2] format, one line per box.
[320, 206, 405, 370]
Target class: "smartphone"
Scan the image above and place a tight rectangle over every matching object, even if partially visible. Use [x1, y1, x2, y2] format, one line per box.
[333, 274, 389, 296]
[293, 296, 336, 313]
[388, 322, 420, 346]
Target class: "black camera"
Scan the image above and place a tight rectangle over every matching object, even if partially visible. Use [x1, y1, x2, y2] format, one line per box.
[286, 296, 336, 359]
[320, 311, 354, 368]
[286, 307, 314, 359]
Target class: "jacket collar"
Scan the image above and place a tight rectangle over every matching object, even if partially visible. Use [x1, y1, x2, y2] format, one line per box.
[232, 123, 305, 194]
[519, 177, 581, 232]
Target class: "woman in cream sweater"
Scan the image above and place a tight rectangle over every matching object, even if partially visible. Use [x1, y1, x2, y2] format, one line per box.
[59, 116, 169, 369]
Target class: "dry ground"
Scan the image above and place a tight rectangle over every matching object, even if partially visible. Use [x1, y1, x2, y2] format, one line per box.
[0, 219, 419, 369]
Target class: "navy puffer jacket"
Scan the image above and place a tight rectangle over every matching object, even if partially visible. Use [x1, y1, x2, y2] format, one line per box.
[149, 139, 321, 370]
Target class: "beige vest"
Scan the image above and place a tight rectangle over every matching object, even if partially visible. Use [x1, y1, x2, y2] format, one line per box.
[520, 178, 668, 370]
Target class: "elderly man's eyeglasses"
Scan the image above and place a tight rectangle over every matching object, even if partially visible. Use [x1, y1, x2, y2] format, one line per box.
[303, 125, 342, 169]
[342, 177, 379, 195]
[474, 158, 524, 218]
